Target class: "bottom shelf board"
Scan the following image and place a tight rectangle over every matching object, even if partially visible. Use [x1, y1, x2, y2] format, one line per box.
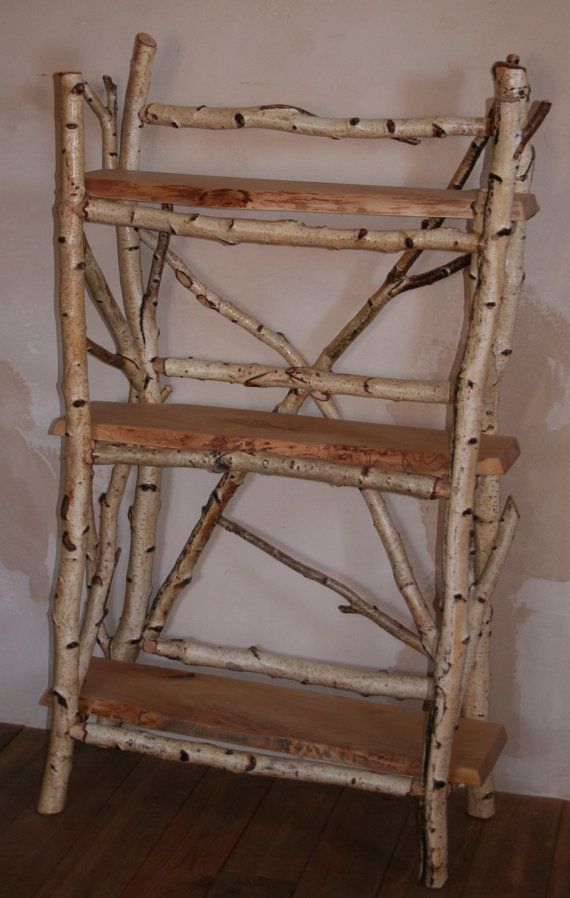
[50, 657, 507, 786]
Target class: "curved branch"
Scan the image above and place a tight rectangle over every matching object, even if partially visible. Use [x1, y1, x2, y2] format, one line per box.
[141, 101, 488, 140]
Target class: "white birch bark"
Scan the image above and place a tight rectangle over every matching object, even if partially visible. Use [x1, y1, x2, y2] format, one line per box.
[38, 73, 90, 815]
[84, 199, 479, 255]
[145, 638, 434, 699]
[420, 62, 527, 888]
[71, 723, 422, 796]
[140, 102, 487, 141]
[110, 34, 163, 664]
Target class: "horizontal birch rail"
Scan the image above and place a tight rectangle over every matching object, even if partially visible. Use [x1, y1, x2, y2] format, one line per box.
[154, 357, 453, 404]
[144, 637, 434, 699]
[140, 102, 488, 141]
[91, 442, 451, 499]
[70, 723, 423, 796]
[82, 198, 479, 254]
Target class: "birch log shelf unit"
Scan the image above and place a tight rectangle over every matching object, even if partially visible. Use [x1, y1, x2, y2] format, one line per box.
[39, 33, 550, 888]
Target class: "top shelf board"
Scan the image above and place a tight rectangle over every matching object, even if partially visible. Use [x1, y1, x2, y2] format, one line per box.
[85, 170, 539, 221]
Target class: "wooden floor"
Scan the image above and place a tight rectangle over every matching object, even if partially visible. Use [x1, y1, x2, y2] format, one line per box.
[0, 723, 567, 897]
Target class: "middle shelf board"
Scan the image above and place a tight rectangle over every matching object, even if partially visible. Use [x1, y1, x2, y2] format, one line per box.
[51, 401, 520, 477]
[85, 169, 539, 221]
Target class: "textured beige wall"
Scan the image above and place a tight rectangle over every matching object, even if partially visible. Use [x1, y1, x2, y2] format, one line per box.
[1, 0, 569, 798]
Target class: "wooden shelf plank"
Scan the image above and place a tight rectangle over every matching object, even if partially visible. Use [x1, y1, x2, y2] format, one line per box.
[52, 658, 507, 786]
[51, 401, 520, 477]
[85, 170, 539, 221]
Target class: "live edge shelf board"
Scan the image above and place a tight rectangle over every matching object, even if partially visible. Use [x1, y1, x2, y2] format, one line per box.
[85, 169, 539, 220]
[52, 400, 520, 477]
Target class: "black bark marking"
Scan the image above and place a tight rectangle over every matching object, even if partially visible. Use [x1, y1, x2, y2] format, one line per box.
[386, 119, 396, 133]
[180, 749, 190, 762]
[72, 398, 86, 407]
[234, 112, 245, 127]
[62, 532, 77, 552]
[66, 641, 79, 649]
[349, 117, 360, 126]
[405, 237, 414, 249]
[245, 755, 257, 771]
[60, 494, 70, 520]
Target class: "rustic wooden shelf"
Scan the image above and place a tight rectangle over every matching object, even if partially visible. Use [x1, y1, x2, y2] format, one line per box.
[45, 657, 507, 786]
[85, 169, 539, 220]
[52, 400, 520, 477]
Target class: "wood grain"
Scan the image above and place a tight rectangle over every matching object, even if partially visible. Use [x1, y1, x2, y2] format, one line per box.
[45, 658, 508, 786]
[85, 169, 539, 221]
[51, 401, 520, 477]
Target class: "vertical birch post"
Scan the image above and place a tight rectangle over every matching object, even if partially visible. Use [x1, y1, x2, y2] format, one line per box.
[110, 34, 163, 662]
[421, 61, 526, 887]
[464, 59, 532, 819]
[38, 73, 90, 814]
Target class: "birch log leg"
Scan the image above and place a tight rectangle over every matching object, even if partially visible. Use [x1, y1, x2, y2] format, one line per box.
[464, 73, 534, 819]
[420, 61, 526, 887]
[110, 33, 163, 663]
[38, 73, 90, 814]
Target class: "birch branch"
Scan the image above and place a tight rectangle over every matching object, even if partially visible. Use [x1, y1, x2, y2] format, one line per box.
[316, 136, 488, 368]
[79, 464, 130, 681]
[361, 493, 438, 655]
[39, 72, 89, 815]
[155, 356, 452, 404]
[140, 101, 488, 141]
[111, 33, 162, 664]
[144, 637, 434, 699]
[93, 442, 449, 500]
[218, 516, 426, 653]
[84, 199, 479, 255]
[84, 242, 144, 392]
[82, 77, 118, 169]
[462, 497, 519, 691]
[71, 723, 422, 796]
[421, 62, 526, 888]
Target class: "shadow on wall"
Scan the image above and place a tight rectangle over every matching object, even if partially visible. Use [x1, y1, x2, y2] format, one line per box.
[0, 359, 58, 602]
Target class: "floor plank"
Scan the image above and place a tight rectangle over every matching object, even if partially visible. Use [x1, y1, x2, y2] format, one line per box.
[34, 754, 206, 898]
[548, 801, 570, 898]
[121, 767, 271, 898]
[0, 728, 47, 834]
[378, 787, 483, 896]
[291, 789, 412, 898]
[0, 722, 23, 752]
[0, 725, 568, 897]
[205, 778, 341, 898]
[462, 793, 563, 898]
[0, 740, 141, 898]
